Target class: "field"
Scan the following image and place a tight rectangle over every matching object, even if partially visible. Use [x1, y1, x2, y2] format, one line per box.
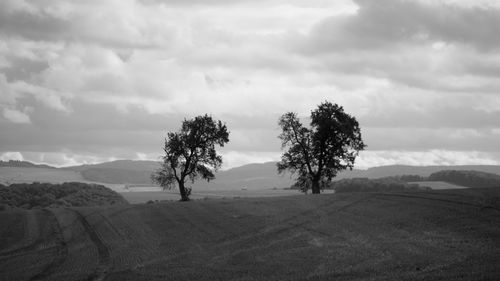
[1, 188, 500, 280]
[119, 188, 330, 203]
[410, 181, 468, 190]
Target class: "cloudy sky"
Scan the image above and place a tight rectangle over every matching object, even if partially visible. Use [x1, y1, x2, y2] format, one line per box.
[1, 0, 500, 169]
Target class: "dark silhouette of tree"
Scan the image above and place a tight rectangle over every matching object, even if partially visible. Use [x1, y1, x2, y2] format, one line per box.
[152, 114, 229, 201]
[277, 101, 366, 194]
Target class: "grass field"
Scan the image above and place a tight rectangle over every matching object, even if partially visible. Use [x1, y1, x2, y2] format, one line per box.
[410, 181, 468, 190]
[119, 188, 327, 203]
[1, 188, 499, 280]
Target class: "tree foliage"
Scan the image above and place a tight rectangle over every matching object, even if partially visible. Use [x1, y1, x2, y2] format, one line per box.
[277, 101, 366, 194]
[152, 114, 229, 201]
[428, 170, 500, 188]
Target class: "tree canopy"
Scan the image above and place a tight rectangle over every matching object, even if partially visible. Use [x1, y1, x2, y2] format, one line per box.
[277, 101, 366, 194]
[152, 114, 229, 201]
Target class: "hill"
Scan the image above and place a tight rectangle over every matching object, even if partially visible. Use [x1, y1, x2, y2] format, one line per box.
[65, 160, 161, 185]
[337, 164, 500, 179]
[67, 160, 295, 189]
[3, 160, 500, 191]
[0, 160, 55, 169]
[0, 167, 85, 185]
[0, 188, 499, 280]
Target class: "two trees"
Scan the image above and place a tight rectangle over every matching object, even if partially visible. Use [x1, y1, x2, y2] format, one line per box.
[153, 101, 365, 200]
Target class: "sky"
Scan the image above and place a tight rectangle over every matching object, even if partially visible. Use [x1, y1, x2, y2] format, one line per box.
[1, 0, 500, 169]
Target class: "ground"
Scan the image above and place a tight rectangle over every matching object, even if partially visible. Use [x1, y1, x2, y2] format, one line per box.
[1, 188, 499, 281]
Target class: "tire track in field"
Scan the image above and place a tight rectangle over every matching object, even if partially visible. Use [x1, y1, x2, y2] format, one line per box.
[0, 211, 41, 257]
[217, 194, 374, 249]
[29, 209, 68, 281]
[71, 210, 111, 281]
[375, 192, 500, 212]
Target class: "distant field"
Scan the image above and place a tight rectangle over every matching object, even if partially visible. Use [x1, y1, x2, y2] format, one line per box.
[120, 188, 322, 203]
[1, 188, 499, 280]
[410, 181, 468, 190]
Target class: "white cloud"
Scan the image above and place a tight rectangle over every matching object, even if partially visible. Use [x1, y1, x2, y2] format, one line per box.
[0, 151, 24, 161]
[0, 0, 499, 168]
[2, 108, 31, 123]
[356, 150, 499, 169]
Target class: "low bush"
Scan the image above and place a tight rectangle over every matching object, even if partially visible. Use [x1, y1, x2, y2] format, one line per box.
[0, 182, 128, 209]
[428, 170, 500, 188]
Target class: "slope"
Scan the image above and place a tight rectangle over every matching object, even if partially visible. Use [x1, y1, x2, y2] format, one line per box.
[1, 188, 499, 280]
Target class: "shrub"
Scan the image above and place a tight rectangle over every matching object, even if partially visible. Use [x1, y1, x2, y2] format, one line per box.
[0, 182, 128, 209]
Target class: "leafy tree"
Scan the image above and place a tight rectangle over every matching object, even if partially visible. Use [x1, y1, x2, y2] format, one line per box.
[152, 114, 229, 201]
[277, 101, 366, 194]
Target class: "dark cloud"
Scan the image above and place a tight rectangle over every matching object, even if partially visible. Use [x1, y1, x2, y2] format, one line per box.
[1, 56, 49, 82]
[359, 105, 500, 129]
[0, 97, 177, 153]
[0, 2, 162, 48]
[138, 0, 267, 6]
[0, 7, 69, 42]
[363, 127, 500, 152]
[302, 0, 500, 53]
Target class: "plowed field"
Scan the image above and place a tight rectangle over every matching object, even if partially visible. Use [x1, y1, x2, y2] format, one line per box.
[1, 188, 500, 280]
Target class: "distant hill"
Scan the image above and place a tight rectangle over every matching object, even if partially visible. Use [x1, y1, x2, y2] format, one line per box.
[67, 160, 295, 189]
[0, 167, 85, 185]
[66, 160, 161, 184]
[336, 165, 500, 179]
[3, 160, 500, 190]
[0, 160, 55, 169]
[193, 162, 295, 190]
[67, 160, 160, 172]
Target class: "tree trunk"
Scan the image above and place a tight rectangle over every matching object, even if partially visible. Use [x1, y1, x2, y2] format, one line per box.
[311, 179, 321, 194]
[178, 181, 190, 201]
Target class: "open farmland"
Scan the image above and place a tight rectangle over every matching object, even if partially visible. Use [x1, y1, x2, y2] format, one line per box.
[410, 181, 468, 190]
[1, 188, 500, 280]
[119, 188, 327, 204]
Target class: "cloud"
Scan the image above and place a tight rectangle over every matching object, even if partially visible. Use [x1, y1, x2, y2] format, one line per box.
[2, 108, 31, 124]
[303, 0, 500, 53]
[0, 0, 499, 168]
[0, 151, 24, 161]
[356, 150, 500, 169]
